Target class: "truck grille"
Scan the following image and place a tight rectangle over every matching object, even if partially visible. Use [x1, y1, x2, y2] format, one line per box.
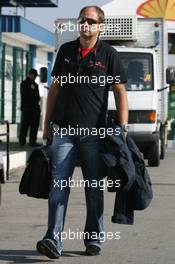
[100, 16, 137, 40]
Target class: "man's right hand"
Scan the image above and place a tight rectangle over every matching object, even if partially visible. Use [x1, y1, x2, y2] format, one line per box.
[43, 125, 53, 145]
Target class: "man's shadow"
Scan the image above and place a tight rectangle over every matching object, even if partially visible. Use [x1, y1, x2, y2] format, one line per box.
[0, 249, 86, 263]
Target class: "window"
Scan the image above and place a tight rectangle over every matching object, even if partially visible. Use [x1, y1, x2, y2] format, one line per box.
[5, 60, 13, 80]
[119, 52, 154, 91]
[168, 33, 175, 54]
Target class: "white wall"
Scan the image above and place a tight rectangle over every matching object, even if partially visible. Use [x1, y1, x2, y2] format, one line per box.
[101, 0, 143, 16]
[35, 48, 50, 130]
[2, 34, 28, 50]
[35, 49, 48, 97]
[168, 54, 175, 66]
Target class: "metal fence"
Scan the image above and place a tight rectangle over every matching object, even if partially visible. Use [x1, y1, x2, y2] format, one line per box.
[0, 120, 9, 181]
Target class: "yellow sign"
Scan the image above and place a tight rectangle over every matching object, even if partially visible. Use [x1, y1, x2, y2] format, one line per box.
[137, 0, 175, 21]
[144, 73, 152, 81]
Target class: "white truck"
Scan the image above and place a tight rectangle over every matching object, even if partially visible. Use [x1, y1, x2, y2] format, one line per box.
[50, 16, 173, 166]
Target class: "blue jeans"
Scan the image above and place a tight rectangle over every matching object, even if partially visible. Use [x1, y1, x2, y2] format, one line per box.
[43, 133, 105, 254]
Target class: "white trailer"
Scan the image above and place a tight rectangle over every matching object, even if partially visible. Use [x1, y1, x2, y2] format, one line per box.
[53, 16, 170, 166]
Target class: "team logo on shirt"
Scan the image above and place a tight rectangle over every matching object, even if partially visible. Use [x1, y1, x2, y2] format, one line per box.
[64, 58, 71, 63]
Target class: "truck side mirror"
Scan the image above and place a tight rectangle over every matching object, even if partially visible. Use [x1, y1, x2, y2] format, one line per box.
[166, 67, 175, 84]
[40, 67, 48, 83]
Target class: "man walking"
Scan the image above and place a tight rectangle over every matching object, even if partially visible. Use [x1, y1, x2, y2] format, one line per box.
[36, 6, 128, 258]
[19, 68, 41, 146]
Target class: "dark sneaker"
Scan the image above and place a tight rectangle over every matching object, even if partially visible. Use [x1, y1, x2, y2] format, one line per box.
[85, 244, 101, 256]
[36, 239, 60, 259]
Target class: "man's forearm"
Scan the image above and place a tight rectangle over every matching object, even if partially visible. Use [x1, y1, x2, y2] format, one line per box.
[44, 80, 59, 127]
[112, 83, 128, 125]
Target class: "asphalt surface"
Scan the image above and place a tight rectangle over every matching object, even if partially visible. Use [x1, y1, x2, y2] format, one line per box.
[0, 149, 175, 264]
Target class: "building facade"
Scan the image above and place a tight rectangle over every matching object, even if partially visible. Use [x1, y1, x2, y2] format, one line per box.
[0, 15, 55, 131]
[0, 0, 57, 134]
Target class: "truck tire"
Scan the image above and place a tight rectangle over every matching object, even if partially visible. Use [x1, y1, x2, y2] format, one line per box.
[160, 125, 166, 160]
[160, 139, 165, 160]
[148, 135, 160, 167]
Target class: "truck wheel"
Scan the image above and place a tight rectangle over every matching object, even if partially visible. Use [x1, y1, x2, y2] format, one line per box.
[160, 125, 166, 160]
[160, 137, 166, 160]
[148, 136, 160, 167]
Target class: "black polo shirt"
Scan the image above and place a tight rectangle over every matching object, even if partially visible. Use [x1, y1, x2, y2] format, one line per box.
[51, 37, 127, 128]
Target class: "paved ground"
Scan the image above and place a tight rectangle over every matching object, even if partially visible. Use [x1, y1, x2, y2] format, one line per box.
[0, 149, 175, 264]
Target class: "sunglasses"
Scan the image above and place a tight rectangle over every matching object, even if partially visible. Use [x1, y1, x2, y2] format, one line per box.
[78, 17, 99, 25]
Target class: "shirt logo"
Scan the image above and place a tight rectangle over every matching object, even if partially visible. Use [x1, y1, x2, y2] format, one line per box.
[31, 84, 35, 89]
[64, 58, 71, 63]
[87, 61, 105, 70]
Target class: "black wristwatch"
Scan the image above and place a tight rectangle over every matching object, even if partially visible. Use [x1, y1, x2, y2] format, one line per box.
[121, 124, 129, 132]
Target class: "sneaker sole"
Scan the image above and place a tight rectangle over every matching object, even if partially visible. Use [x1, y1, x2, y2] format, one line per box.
[36, 240, 60, 259]
[86, 245, 101, 256]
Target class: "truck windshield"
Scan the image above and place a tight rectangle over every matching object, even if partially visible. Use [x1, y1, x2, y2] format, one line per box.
[119, 52, 153, 91]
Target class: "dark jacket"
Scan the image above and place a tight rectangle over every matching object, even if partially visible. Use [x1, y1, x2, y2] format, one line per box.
[19, 147, 51, 199]
[101, 126, 136, 192]
[20, 77, 40, 111]
[101, 123, 153, 225]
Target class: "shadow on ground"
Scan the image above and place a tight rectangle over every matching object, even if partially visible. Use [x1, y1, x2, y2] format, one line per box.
[0, 250, 86, 263]
[0, 141, 40, 152]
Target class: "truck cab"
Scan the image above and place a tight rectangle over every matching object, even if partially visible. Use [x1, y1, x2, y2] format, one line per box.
[108, 47, 161, 166]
